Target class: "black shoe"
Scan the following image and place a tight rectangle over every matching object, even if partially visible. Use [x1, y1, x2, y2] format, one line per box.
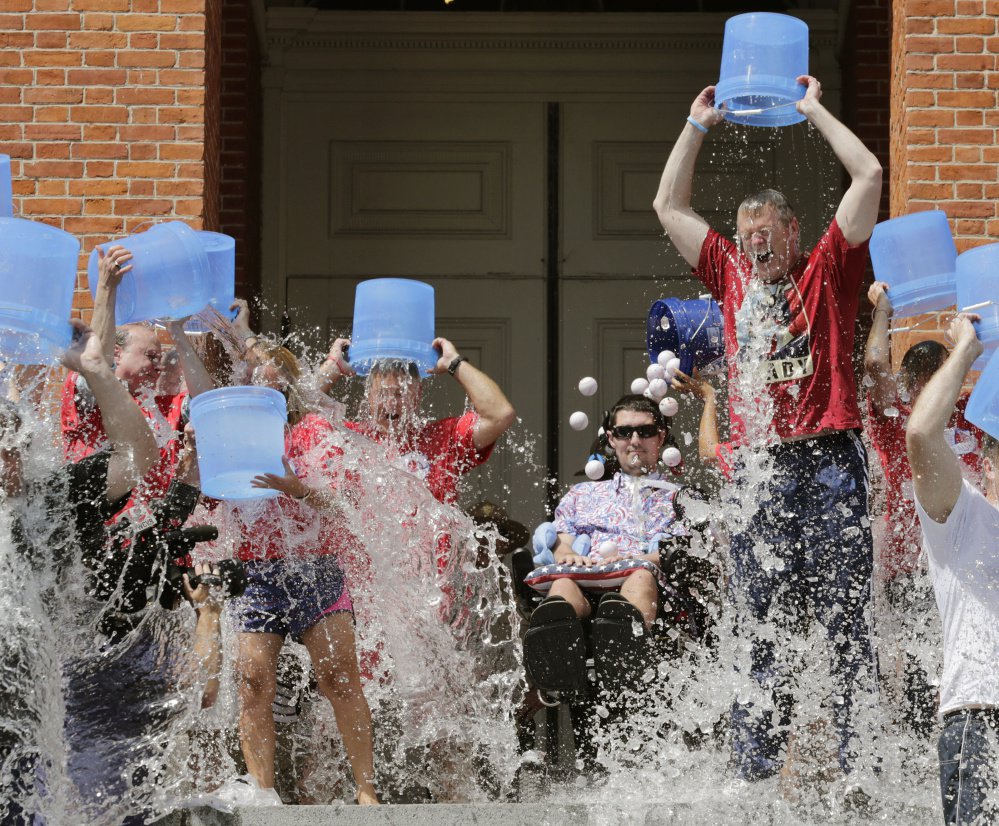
[592, 596, 650, 692]
[523, 596, 587, 693]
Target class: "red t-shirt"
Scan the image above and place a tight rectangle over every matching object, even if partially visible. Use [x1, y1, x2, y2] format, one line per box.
[695, 218, 869, 442]
[866, 392, 982, 579]
[234, 413, 356, 562]
[344, 411, 494, 505]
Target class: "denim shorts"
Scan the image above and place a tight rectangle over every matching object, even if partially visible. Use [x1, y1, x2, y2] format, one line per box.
[232, 555, 353, 640]
[939, 708, 999, 825]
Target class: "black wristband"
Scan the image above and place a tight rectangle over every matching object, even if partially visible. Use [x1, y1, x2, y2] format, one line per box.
[447, 355, 468, 376]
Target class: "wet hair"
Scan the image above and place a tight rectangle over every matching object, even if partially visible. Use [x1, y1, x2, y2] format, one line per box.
[369, 359, 421, 381]
[114, 322, 155, 351]
[604, 394, 668, 435]
[899, 340, 948, 391]
[737, 189, 796, 226]
[253, 340, 308, 426]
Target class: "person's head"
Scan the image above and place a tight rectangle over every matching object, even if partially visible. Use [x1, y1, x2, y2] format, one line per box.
[604, 394, 668, 476]
[736, 189, 800, 284]
[250, 341, 307, 426]
[114, 324, 162, 395]
[0, 400, 24, 497]
[899, 340, 948, 401]
[365, 360, 422, 432]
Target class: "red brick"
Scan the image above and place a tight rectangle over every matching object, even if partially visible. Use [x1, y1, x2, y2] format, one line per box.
[0, 32, 33, 48]
[84, 50, 116, 67]
[909, 109, 954, 126]
[82, 12, 114, 30]
[938, 200, 996, 217]
[0, 15, 26, 31]
[114, 198, 175, 215]
[71, 105, 128, 123]
[117, 14, 178, 31]
[937, 18, 995, 35]
[128, 33, 159, 50]
[36, 179, 67, 196]
[938, 90, 997, 107]
[906, 35, 955, 53]
[909, 0, 955, 12]
[25, 12, 80, 30]
[909, 182, 956, 198]
[83, 87, 114, 104]
[117, 161, 176, 177]
[82, 124, 116, 140]
[956, 109, 985, 125]
[24, 86, 82, 104]
[21, 198, 82, 215]
[128, 144, 157, 161]
[35, 105, 70, 123]
[936, 54, 995, 70]
[957, 182, 985, 198]
[938, 128, 998, 143]
[939, 163, 998, 180]
[957, 0, 984, 11]
[160, 33, 204, 50]
[84, 161, 115, 177]
[117, 50, 177, 68]
[23, 49, 79, 66]
[70, 142, 128, 159]
[66, 68, 127, 85]
[955, 146, 983, 162]
[67, 31, 126, 49]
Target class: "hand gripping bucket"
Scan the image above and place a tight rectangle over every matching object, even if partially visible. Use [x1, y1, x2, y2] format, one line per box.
[0, 217, 78, 364]
[188, 386, 288, 501]
[870, 211, 958, 317]
[957, 241, 999, 370]
[965, 348, 999, 440]
[714, 13, 809, 128]
[88, 221, 213, 324]
[346, 278, 438, 376]
[647, 297, 725, 376]
[182, 231, 237, 334]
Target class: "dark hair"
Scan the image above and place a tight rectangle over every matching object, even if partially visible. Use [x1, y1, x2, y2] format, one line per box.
[604, 394, 668, 434]
[900, 340, 948, 391]
[369, 359, 421, 381]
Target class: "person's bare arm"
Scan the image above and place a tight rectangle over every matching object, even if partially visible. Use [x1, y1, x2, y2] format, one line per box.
[671, 370, 719, 464]
[906, 314, 982, 522]
[317, 337, 355, 395]
[90, 245, 133, 367]
[652, 86, 725, 267]
[165, 320, 215, 398]
[61, 321, 159, 502]
[430, 337, 516, 451]
[864, 281, 898, 416]
[796, 75, 883, 246]
[183, 563, 223, 709]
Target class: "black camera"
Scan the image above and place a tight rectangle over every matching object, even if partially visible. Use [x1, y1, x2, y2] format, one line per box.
[160, 553, 247, 610]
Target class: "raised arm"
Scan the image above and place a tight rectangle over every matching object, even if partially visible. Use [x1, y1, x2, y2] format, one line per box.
[90, 245, 133, 367]
[671, 370, 720, 464]
[906, 313, 982, 522]
[796, 75, 883, 246]
[864, 281, 898, 416]
[430, 337, 516, 451]
[652, 86, 725, 267]
[165, 319, 215, 398]
[61, 321, 159, 502]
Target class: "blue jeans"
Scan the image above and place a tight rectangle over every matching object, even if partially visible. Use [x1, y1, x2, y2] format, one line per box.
[728, 430, 876, 780]
[939, 709, 999, 825]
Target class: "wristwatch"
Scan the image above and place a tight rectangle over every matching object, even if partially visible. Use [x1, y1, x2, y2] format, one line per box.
[447, 355, 468, 376]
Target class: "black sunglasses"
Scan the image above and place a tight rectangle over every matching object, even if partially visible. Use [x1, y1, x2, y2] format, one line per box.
[609, 424, 661, 440]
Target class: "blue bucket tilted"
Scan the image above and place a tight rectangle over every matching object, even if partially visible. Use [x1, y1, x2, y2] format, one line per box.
[0, 217, 78, 365]
[957, 241, 999, 370]
[188, 386, 288, 501]
[870, 210, 957, 317]
[88, 221, 213, 324]
[647, 297, 725, 376]
[181, 231, 237, 334]
[965, 349, 999, 440]
[715, 13, 808, 128]
[347, 278, 438, 376]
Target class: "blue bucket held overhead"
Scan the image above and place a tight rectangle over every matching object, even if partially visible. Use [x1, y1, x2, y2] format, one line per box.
[957, 242, 999, 363]
[188, 386, 288, 501]
[647, 297, 725, 376]
[0, 155, 11, 218]
[870, 211, 957, 317]
[88, 221, 213, 324]
[714, 13, 808, 128]
[181, 231, 237, 334]
[347, 278, 438, 376]
[0, 217, 78, 365]
[965, 348, 999, 440]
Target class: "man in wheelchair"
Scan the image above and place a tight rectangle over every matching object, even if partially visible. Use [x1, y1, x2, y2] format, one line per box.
[523, 394, 719, 700]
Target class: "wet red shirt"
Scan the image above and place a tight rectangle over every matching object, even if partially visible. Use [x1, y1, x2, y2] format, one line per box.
[695, 218, 869, 442]
[866, 393, 982, 579]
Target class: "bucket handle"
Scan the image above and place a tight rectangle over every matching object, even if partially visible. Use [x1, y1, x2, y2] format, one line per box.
[716, 100, 802, 118]
[890, 301, 994, 335]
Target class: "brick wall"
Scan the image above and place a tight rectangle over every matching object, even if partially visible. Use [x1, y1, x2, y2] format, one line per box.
[0, 0, 218, 322]
[890, 0, 998, 360]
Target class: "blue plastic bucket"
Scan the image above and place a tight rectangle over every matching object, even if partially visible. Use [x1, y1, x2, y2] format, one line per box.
[188, 386, 288, 500]
[957, 243, 999, 365]
[181, 231, 237, 334]
[715, 13, 808, 128]
[869, 211, 957, 316]
[965, 347, 999, 439]
[88, 221, 213, 324]
[0, 155, 11, 218]
[347, 278, 437, 376]
[647, 297, 725, 376]
[0, 217, 78, 364]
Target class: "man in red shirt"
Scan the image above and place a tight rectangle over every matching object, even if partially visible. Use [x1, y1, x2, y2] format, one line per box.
[654, 75, 883, 784]
[864, 280, 982, 737]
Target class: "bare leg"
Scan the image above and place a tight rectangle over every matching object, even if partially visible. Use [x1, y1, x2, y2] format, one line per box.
[619, 569, 658, 627]
[548, 578, 592, 620]
[301, 612, 380, 805]
[236, 631, 284, 788]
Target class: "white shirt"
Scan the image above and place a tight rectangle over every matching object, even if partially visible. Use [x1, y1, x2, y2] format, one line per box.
[916, 479, 999, 716]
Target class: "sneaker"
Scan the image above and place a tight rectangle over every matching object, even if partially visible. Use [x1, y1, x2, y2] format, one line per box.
[206, 774, 283, 811]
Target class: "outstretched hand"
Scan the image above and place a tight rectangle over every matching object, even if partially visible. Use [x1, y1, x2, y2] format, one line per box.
[691, 85, 726, 129]
[96, 244, 133, 289]
[947, 312, 983, 359]
[251, 456, 310, 499]
[182, 561, 222, 610]
[795, 75, 822, 115]
[868, 281, 893, 315]
[60, 320, 106, 376]
[430, 337, 460, 375]
[671, 369, 713, 400]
